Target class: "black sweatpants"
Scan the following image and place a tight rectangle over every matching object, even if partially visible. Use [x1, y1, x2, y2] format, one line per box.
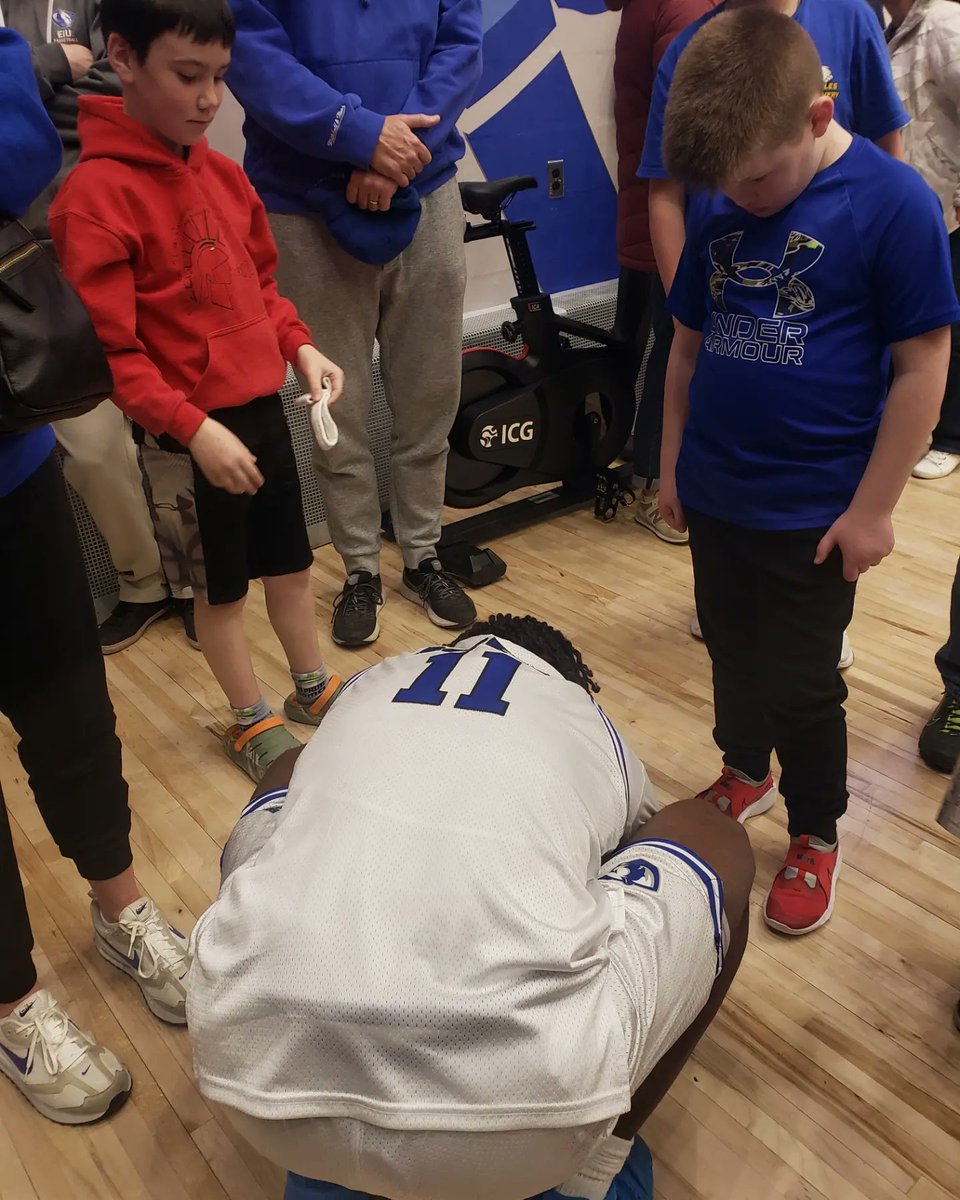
[931, 228, 960, 455]
[614, 270, 674, 485]
[0, 452, 132, 1004]
[686, 509, 857, 844]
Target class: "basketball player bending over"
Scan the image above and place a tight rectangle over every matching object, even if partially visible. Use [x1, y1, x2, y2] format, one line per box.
[187, 615, 754, 1200]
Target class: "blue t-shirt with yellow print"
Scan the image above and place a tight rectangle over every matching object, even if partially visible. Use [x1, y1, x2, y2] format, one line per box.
[668, 138, 960, 530]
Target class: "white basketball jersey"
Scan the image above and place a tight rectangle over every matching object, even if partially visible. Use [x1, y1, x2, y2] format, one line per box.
[189, 637, 657, 1131]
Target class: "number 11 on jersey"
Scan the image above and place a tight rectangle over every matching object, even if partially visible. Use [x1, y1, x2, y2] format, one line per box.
[393, 650, 521, 716]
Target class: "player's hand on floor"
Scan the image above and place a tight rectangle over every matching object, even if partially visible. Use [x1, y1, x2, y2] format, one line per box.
[297, 344, 344, 405]
[659, 478, 686, 533]
[814, 508, 895, 582]
[189, 417, 264, 495]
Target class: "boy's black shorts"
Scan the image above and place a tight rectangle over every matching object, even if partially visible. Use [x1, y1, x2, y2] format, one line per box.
[140, 394, 313, 606]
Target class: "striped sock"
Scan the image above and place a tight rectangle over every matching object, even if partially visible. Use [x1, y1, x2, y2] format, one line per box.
[292, 666, 330, 707]
[232, 695, 273, 730]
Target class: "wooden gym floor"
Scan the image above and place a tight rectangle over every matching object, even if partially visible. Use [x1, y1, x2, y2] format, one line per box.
[1, 471, 958, 1200]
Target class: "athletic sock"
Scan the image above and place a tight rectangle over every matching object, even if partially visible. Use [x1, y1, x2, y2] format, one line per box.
[557, 1133, 633, 1200]
[292, 666, 330, 707]
[806, 834, 838, 853]
[729, 767, 770, 787]
[232, 696, 273, 730]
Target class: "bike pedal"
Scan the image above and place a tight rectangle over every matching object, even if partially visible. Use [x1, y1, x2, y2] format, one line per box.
[594, 468, 635, 522]
[438, 543, 507, 588]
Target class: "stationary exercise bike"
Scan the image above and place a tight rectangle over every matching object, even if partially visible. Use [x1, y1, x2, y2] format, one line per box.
[393, 175, 636, 586]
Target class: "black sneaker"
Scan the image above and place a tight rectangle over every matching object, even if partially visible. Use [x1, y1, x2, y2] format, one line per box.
[98, 599, 172, 655]
[332, 572, 384, 646]
[178, 599, 200, 650]
[400, 557, 477, 629]
[919, 692, 960, 773]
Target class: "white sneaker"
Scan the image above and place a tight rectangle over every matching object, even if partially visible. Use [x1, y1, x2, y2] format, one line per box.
[634, 489, 689, 544]
[912, 450, 960, 480]
[91, 897, 190, 1025]
[691, 613, 855, 671]
[0, 990, 131, 1124]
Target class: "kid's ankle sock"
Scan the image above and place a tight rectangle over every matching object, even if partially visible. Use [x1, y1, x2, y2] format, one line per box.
[232, 695, 273, 729]
[730, 766, 769, 787]
[804, 834, 838, 853]
[292, 666, 330, 707]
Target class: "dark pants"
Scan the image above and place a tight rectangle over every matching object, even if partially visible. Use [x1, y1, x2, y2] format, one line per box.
[937, 554, 960, 700]
[0, 452, 131, 1004]
[932, 229, 960, 455]
[686, 509, 857, 844]
[614, 269, 674, 485]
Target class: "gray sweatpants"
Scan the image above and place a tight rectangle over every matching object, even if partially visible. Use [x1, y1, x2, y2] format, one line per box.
[270, 179, 467, 576]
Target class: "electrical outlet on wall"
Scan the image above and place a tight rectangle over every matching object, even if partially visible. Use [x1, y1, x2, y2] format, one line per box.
[547, 159, 564, 199]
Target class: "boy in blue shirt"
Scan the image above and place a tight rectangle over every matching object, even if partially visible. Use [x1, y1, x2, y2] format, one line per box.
[632, 0, 908, 592]
[658, 8, 959, 935]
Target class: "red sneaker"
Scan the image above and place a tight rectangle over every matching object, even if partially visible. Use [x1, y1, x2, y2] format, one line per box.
[696, 766, 777, 823]
[765, 836, 842, 935]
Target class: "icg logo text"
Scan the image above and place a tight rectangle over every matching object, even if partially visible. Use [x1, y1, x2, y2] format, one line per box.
[479, 421, 535, 449]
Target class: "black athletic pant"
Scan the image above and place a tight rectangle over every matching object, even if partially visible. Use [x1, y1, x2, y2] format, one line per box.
[614, 269, 674, 485]
[686, 509, 857, 844]
[0, 451, 132, 1004]
[937, 554, 960, 701]
[931, 229, 960, 456]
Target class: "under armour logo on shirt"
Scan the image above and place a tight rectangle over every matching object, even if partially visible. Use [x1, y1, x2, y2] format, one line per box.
[709, 230, 825, 318]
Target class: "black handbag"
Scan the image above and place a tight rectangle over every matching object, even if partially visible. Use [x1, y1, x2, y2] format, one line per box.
[0, 217, 113, 433]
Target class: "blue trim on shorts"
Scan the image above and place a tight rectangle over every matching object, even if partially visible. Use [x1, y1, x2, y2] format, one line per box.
[616, 837, 725, 975]
[240, 787, 288, 819]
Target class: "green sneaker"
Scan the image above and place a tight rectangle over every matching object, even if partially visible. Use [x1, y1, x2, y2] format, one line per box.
[222, 716, 301, 783]
[283, 674, 346, 727]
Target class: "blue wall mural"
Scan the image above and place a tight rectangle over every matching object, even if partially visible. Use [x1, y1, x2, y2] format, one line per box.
[466, 0, 618, 297]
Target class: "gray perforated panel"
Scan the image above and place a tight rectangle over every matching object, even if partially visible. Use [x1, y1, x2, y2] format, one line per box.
[67, 281, 625, 605]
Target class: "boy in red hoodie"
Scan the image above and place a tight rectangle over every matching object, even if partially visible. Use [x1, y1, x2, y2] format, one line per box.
[50, 0, 345, 783]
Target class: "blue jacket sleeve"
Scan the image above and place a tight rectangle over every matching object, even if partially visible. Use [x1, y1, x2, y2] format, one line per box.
[399, 0, 483, 157]
[227, 0, 385, 167]
[849, 1, 909, 142]
[0, 29, 63, 218]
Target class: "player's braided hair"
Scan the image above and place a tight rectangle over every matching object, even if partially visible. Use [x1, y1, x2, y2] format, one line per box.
[454, 613, 600, 695]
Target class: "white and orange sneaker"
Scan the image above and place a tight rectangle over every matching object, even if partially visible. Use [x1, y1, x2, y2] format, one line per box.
[764, 836, 842, 935]
[697, 766, 778, 823]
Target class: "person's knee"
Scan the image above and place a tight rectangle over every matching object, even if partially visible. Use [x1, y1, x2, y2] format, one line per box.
[263, 569, 311, 598]
[195, 594, 246, 620]
[639, 797, 755, 923]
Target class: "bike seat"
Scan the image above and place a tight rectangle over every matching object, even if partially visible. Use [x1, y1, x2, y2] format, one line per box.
[459, 176, 538, 221]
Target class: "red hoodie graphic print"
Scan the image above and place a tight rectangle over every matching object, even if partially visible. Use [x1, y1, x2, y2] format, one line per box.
[50, 97, 313, 446]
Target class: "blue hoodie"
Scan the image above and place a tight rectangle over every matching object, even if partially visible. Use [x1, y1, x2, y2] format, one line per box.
[228, 1, 482, 258]
[0, 27, 63, 501]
